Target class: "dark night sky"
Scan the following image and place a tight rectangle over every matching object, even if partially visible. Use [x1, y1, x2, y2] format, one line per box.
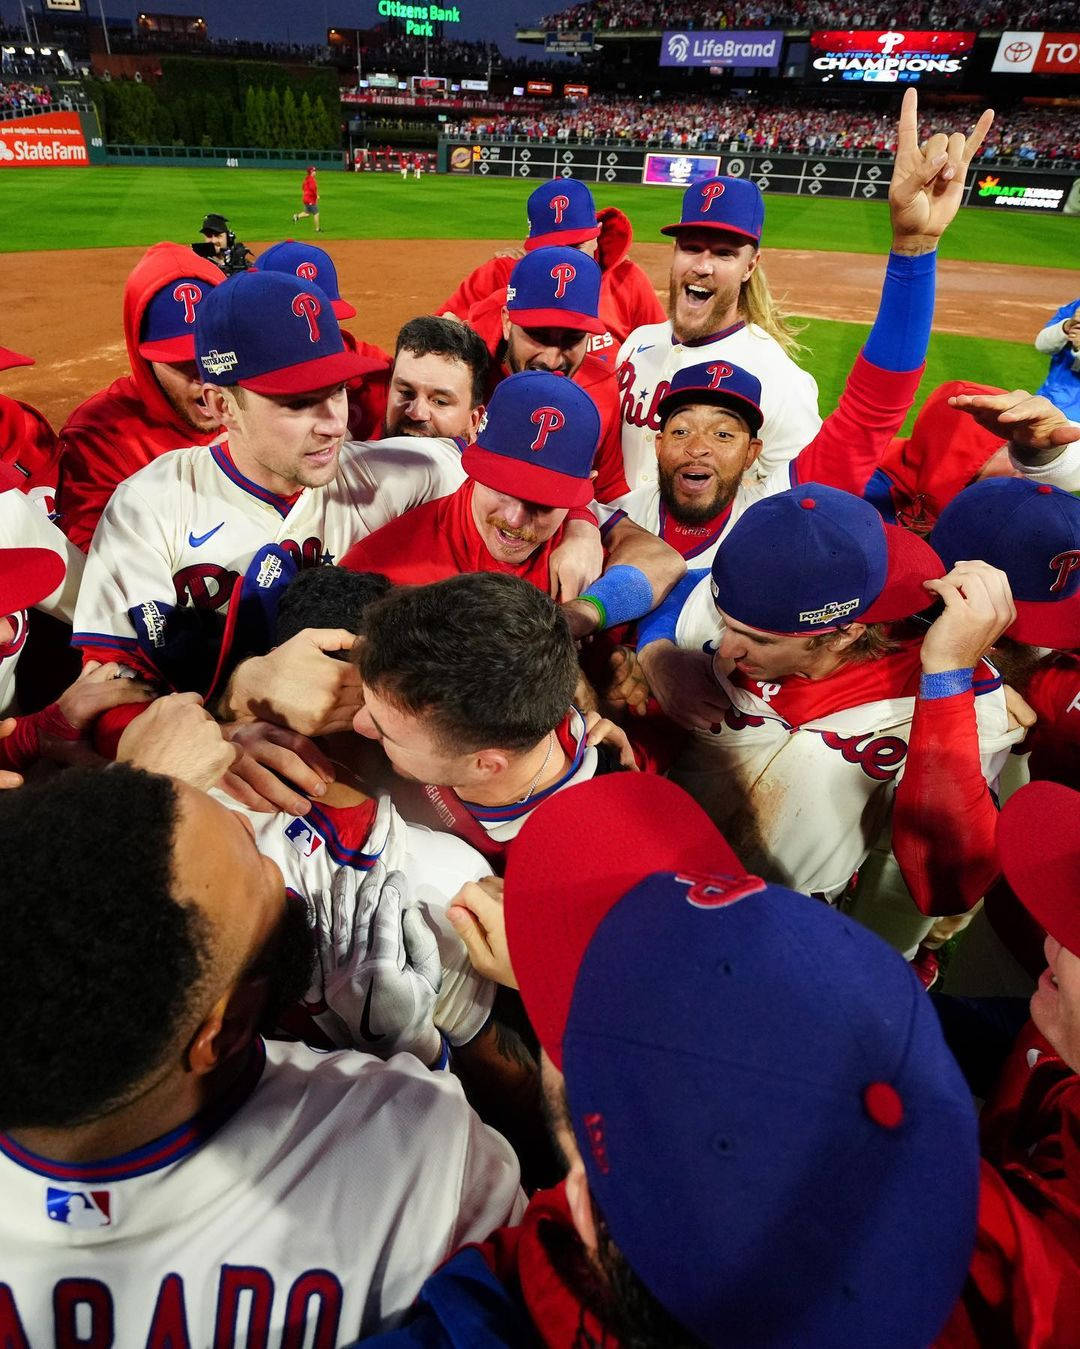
[3, 0, 554, 59]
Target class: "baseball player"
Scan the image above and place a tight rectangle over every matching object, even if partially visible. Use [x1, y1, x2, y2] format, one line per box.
[1034, 295, 1080, 420]
[0, 765, 523, 1342]
[352, 573, 631, 866]
[439, 177, 664, 368]
[616, 90, 992, 493]
[634, 484, 1021, 962]
[57, 242, 224, 551]
[292, 164, 321, 231]
[253, 239, 395, 441]
[366, 773, 981, 1349]
[461, 245, 630, 501]
[341, 370, 684, 640]
[381, 316, 489, 442]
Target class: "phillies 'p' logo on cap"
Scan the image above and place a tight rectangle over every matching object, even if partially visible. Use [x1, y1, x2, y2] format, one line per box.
[525, 179, 601, 251]
[253, 241, 357, 321]
[295, 261, 319, 282]
[172, 282, 203, 325]
[551, 193, 570, 224]
[656, 358, 764, 433]
[1049, 549, 1080, 594]
[700, 182, 726, 212]
[706, 362, 733, 388]
[530, 406, 566, 451]
[677, 871, 767, 909]
[291, 292, 322, 343]
[550, 262, 577, 300]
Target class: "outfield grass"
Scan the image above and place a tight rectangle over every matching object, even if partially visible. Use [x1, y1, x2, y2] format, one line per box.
[801, 316, 1047, 433]
[1, 167, 1075, 267]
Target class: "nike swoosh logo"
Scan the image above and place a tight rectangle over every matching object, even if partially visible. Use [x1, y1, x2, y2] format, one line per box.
[359, 980, 385, 1044]
[188, 522, 225, 548]
[635, 343, 654, 353]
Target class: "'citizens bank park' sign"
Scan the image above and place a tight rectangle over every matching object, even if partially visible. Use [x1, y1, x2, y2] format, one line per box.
[810, 30, 974, 82]
[0, 112, 89, 166]
[992, 32, 1080, 75]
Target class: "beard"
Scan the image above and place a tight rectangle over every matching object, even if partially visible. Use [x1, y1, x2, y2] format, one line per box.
[657, 462, 740, 525]
[668, 275, 742, 343]
[255, 896, 320, 1034]
[383, 410, 432, 438]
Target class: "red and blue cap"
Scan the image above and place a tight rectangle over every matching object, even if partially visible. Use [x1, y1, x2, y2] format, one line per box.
[712, 482, 943, 635]
[524, 178, 601, 251]
[254, 240, 357, 320]
[998, 780, 1080, 956]
[506, 774, 979, 1349]
[661, 176, 765, 246]
[139, 275, 219, 363]
[657, 358, 763, 433]
[930, 477, 1080, 649]
[461, 370, 600, 508]
[506, 246, 605, 336]
[194, 270, 366, 396]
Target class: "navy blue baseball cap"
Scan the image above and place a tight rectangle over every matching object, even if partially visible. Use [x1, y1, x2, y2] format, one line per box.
[505, 774, 979, 1349]
[661, 176, 765, 246]
[712, 482, 944, 634]
[524, 179, 600, 251]
[506, 246, 605, 336]
[194, 270, 366, 396]
[462, 370, 600, 508]
[657, 358, 764, 433]
[930, 477, 1080, 649]
[254, 240, 357, 320]
[139, 275, 219, 363]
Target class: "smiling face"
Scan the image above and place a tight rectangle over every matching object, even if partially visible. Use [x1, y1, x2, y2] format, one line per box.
[469, 481, 569, 565]
[385, 347, 482, 441]
[1030, 934, 1080, 1071]
[656, 402, 762, 524]
[668, 229, 759, 344]
[207, 382, 349, 496]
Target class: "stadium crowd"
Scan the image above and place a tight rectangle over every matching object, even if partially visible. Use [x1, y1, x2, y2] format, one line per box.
[448, 94, 1080, 161]
[0, 79, 54, 114]
[3, 86, 1080, 1348]
[540, 0, 1077, 30]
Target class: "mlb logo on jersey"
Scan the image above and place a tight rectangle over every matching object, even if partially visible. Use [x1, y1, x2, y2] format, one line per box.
[285, 817, 323, 857]
[47, 1187, 112, 1228]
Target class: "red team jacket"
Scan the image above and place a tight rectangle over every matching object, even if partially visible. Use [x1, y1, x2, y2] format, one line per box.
[462, 294, 629, 503]
[56, 244, 226, 552]
[0, 395, 61, 517]
[437, 204, 665, 371]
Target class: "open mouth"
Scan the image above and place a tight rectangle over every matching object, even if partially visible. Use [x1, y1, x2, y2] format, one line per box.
[684, 285, 714, 308]
[494, 526, 532, 549]
[676, 467, 715, 494]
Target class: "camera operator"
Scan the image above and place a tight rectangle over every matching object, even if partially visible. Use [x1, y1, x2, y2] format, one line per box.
[193, 213, 251, 278]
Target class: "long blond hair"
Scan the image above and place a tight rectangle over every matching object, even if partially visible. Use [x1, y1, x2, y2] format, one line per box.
[739, 262, 807, 358]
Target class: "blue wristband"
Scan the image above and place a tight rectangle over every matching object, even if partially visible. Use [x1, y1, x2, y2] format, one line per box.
[863, 251, 936, 373]
[637, 568, 707, 649]
[919, 668, 974, 700]
[579, 565, 655, 629]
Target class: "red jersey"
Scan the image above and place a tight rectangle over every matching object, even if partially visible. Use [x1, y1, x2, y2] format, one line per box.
[463, 294, 628, 503]
[302, 171, 318, 206]
[438, 205, 664, 370]
[57, 243, 225, 552]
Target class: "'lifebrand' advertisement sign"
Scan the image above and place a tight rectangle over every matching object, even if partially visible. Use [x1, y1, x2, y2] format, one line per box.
[660, 31, 782, 69]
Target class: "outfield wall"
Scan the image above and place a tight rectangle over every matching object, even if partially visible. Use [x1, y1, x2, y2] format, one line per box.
[439, 139, 1080, 215]
[104, 145, 344, 169]
[0, 106, 106, 168]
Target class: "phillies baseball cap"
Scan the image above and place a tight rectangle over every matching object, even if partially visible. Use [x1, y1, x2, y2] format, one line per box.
[661, 176, 765, 245]
[254, 240, 357, 320]
[505, 246, 605, 336]
[462, 370, 600, 509]
[139, 275, 219, 363]
[194, 270, 365, 395]
[505, 774, 980, 1349]
[0, 548, 65, 617]
[930, 477, 1080, 649]
[997, 780, 1080, 955]
[0, 347, 33, 371]
[657, 358, 763, 433]
[712, 482, 943, 635]
[524, 179, 600, 251]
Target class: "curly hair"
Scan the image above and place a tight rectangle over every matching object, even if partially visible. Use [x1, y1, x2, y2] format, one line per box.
[0, 766, 213, 1130]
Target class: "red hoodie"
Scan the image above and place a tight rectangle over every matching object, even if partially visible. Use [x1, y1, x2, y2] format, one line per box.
[0, 394, 60, 519]
[438, 205, 665, 371]
[463, 292, 629, 503]
[56, 243, 225, 552]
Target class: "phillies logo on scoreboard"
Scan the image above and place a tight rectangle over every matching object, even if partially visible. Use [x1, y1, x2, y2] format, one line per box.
[172, 283, 203, 324]
[295, 261, 319, 282]
[676, 870, 767, 909]
[1049, 550, 1080, 593]
[550, 262, 576, 299]
[550, 193, 570, 224]
[530, 407, 565, 450]
[291, 292, 322, 342]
